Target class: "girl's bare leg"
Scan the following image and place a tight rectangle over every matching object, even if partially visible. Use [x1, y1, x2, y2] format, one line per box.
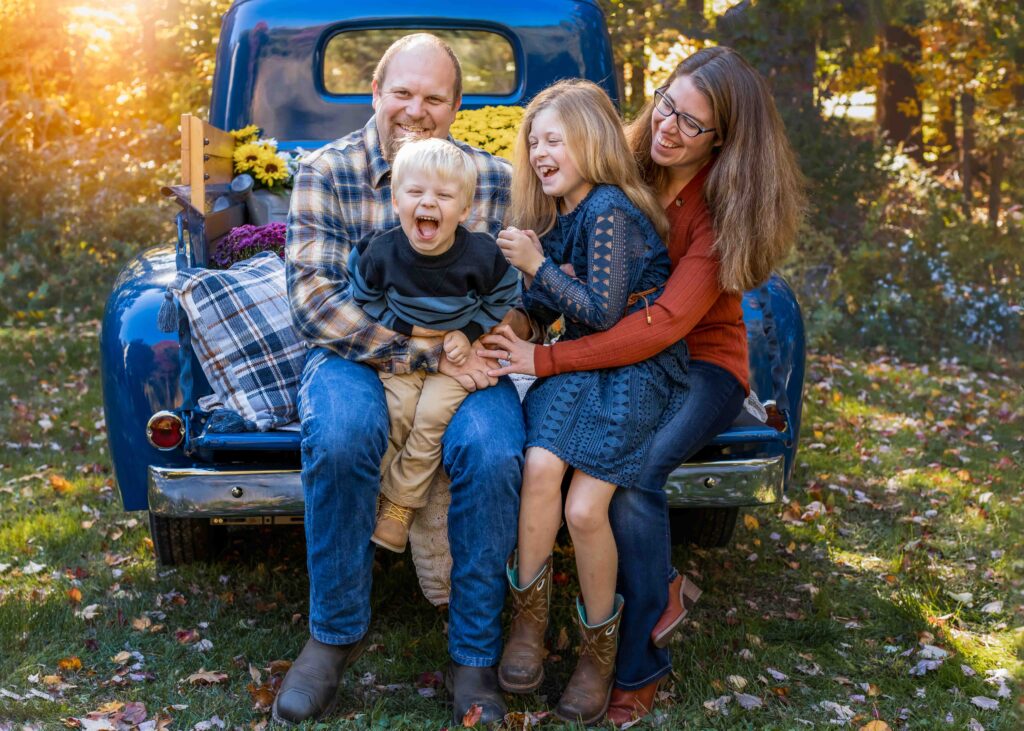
[564, 473, 618, 624]
[517, 447, 569, 584]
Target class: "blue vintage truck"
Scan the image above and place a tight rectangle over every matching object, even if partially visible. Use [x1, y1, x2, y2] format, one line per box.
[100, 0, 805, 565]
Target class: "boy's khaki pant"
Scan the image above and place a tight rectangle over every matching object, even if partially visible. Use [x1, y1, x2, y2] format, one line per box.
[379, 371, 468, 508]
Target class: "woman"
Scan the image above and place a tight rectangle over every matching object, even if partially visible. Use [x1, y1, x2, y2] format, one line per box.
[482, 46, 805, 724]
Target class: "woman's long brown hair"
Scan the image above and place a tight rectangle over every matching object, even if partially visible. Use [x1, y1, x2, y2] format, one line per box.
[626, 46, 806, 293]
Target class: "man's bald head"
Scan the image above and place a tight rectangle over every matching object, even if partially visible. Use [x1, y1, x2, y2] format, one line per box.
[373, 33, 463, 103]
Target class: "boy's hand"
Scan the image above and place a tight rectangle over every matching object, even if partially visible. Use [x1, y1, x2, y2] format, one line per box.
[497, 227, 545, 276]
[443, 331, 471, 366]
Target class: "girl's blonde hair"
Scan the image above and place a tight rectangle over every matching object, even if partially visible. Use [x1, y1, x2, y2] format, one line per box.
[508, 79, 669, 241]
[626, 46, 806, 293]
[391, 137, 477, 209]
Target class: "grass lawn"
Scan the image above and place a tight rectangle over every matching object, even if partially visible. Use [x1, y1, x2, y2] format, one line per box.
[0, 321, 1021, 729]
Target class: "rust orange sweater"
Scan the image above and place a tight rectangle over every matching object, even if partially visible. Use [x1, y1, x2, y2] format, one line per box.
[533, 163, 750, 392]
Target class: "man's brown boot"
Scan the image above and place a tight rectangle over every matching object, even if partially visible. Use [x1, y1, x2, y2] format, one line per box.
[371, 496, 414, 553]
[498, 554, 551, 693]
[271, 635, 366, 725]
[555, 595, 623, 725]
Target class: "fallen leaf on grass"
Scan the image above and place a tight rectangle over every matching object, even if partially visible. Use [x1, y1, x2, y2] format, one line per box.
[726, 675, 747, 691]
[76, 604, 102, 620]
[50, 475, 73, 494]
[131, 616, 152, 631]
[980, 600, 1003, 614]
[58, 657, 83, 672]
[68, 587, 83, 604]
[967, 720, 985, 731]
[970, 696, 999, 711]
[733, 692, 762, 709]
[186, 670, 228, 685]
[247, 681, 276, 711]
[462, 703, 483, 727]
[818, 701, 855, 723]
[175, 629, 200, 645]
[703, 695, 732, 715]
[859, 722, 892, 731]
[23, 561, 47, 575]
[743, 514, 759, 531]
[192, 717, 226, 730]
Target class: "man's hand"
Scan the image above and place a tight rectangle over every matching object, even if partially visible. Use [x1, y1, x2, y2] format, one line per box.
[439, 338, 500, 392]
[443, 331, 471, 366]
[497, 227, 545, 276]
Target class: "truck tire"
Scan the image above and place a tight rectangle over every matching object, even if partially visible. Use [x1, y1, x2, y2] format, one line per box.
[148, 513, 212, 566]
[669, 507, 739, 548]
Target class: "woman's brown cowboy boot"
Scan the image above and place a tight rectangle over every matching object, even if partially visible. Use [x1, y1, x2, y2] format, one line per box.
[498, 554, 552, 693]
[555, 595, 623, 725]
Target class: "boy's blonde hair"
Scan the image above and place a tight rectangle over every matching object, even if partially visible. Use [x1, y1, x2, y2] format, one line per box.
[507, 79, 668, 241]
[390, 138, 477, 209]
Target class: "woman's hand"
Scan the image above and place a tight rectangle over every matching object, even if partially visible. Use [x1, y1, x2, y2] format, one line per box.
[496, 227, 545, 276]
[478, 324, 537, 377]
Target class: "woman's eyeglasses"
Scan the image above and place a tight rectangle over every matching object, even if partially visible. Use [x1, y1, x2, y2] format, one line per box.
[653, 88, 716, 138]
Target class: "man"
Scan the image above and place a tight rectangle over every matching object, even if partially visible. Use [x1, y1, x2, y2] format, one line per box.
[274, 34, 531, 725]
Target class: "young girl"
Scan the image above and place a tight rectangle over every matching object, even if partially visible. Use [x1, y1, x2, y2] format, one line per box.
[494, 79, 688, 725]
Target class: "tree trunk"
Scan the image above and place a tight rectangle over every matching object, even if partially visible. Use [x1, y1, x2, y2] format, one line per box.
[938, 94, 958, 164]
[987, 137, 1006, 227]
[960, 91, 975, 216]
[878, 24, 923, 160]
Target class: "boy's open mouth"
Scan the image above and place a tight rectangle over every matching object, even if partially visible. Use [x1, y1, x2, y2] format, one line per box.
[415, 215, 439, 239]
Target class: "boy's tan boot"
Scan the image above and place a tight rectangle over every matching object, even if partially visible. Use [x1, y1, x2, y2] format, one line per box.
[370, 496, 414, 553]
[498, 554, 551, 693]
[555, 595, 623, 725]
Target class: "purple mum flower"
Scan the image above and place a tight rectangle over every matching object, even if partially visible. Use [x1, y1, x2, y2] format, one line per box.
[212, 222, 287, 268]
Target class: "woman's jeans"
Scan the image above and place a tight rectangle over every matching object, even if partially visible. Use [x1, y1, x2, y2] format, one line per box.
[610, 360, 745, 689]
[298, 348, 524, 666]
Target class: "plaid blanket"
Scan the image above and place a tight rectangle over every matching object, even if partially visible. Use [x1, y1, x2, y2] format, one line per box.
[170, 253, 305, 430]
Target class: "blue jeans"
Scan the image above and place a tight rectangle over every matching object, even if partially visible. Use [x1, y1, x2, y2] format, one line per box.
[610, 361, 745, 689]
[298, 348, 524, 666]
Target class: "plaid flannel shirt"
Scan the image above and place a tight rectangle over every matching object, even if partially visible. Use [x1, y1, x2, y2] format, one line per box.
[286, 117, 512, 373]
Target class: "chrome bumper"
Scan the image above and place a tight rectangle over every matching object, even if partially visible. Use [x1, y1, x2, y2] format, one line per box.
[148, 455, 783, 519]
[663, 455, 784, 508]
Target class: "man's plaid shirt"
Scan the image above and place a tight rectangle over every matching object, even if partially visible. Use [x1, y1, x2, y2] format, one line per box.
[286, 117, 512, 373]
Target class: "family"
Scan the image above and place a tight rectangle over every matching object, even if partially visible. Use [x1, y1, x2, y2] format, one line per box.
[275, 33, 803, 727]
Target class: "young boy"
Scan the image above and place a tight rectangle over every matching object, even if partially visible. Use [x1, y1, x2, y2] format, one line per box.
[348, 138, 519, 552]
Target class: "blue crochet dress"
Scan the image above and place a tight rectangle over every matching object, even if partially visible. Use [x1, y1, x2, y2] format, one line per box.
[523, 185, 689, 489]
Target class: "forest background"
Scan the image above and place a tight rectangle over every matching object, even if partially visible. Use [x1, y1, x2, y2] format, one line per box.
[0, 0, 1021, 363]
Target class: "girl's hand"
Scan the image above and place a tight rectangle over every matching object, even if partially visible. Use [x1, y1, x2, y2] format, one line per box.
[443, 331, 471, 366]
[478, 324, 537, 377]
[497, 227, 545, 276]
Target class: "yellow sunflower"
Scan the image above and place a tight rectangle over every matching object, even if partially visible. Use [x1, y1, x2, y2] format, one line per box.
[233, 142, 267, 173]
[251, 150, 290, 187]
[230, 125, 260, 144]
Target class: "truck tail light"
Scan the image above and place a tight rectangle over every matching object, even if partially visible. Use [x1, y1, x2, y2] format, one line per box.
[147, 411, 185, 450]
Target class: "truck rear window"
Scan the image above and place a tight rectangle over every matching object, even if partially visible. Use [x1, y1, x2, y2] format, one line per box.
[323, 29, 516, 96]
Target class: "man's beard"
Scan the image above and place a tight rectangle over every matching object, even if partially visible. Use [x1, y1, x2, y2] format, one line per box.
[382, 124, 432, 162]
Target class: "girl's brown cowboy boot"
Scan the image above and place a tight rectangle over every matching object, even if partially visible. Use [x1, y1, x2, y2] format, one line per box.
[555, 595, 624, 725]
[498, 554, 552, 693]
